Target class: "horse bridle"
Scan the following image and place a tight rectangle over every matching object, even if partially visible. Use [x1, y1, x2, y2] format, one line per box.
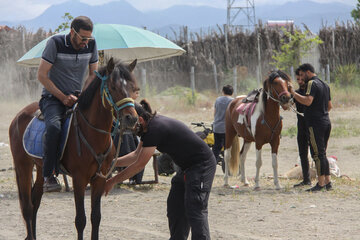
[95, 70, 135, 137]
[265, 77, 289, 105]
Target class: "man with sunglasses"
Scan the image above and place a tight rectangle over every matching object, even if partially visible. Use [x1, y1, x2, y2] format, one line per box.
[37, 16, 98, 192]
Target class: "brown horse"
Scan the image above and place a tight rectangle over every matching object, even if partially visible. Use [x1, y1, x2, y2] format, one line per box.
[9, 58, 138, 240]
[223, 70, 291, 190]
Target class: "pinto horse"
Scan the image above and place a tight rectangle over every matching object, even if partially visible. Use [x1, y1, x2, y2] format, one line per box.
[9, 58, 138, 240]
[223, 70, 291, 190]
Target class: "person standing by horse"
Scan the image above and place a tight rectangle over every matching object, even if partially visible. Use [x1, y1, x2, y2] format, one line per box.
[105, 99, 216, 240]
[293, 67, 311, 187]
[113, 86, 144, 184]
[212, 85, 234, 163]
[289, 63, 332, 192]
[37, 16, 98, 192]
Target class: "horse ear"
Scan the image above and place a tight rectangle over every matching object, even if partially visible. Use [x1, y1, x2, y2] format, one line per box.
[106, 57, 115, 75]
[128, 59, 137, 72]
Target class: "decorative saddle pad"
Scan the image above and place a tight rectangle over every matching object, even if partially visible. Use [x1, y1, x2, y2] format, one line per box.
[23, 114, 73, 159]
[236, 101, 257, 125]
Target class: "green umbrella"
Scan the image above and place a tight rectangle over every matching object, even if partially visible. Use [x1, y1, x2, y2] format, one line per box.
[17, 23, 185, 67]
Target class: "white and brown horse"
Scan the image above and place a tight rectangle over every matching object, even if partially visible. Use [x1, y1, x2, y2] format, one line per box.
[223, 70, 291, 190]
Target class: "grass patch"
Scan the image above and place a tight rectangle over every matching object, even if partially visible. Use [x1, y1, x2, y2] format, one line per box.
[281, 126, 297, 138]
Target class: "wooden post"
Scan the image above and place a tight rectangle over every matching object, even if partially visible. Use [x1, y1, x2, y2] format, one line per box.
[290, 66, 295, 81]
[257, 29, 262, 87]
[233, 67, 237, 96]
[326, 64, 330, 84]
[213, 63, 219, 93]
[321, 68, 326, 81]
[190, 66, 195, 101]
[141, 68, 146, 98]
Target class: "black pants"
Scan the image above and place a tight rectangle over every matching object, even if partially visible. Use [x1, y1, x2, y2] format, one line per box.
[308, 122, 331, 176]
[167, 157, 216, 240]
[297, 118, 310, 182]
[39, 96, 66, 178]
[212, 133, 225, 163]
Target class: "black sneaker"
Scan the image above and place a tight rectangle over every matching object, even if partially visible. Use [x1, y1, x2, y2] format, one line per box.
[294, 180, 311, 188]
[43, 176, 62, 192]
[325, 182, 333, 191]
[305, 183, 325, 192]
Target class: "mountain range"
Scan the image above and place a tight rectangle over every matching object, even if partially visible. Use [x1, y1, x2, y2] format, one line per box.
[1, 0, 354, 37]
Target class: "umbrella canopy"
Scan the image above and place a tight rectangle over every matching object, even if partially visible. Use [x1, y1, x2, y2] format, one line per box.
[17, 23, 185, 67]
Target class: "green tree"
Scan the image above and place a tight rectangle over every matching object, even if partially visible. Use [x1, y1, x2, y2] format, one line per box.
[54, 13, 73, 33]
[271, 28, 323, 71]
[351, 0, 360, 23]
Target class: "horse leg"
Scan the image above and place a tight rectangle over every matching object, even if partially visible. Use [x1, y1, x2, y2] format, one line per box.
[90, 177, 106, 240]
[73, 177, 88, 240]
[223, 148, 231, 186]
[271, 140, 281, 190]
[254, 148, 263, 190]
[271, 153, 281, 190]
[14, 158, 35, 240]
[239, 141, 251, 186]
[30, 165, 44, 239]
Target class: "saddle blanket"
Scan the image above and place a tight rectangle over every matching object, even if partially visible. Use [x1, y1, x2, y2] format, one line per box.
[236, 102, 257, 126]
[23, 114, 73, 159]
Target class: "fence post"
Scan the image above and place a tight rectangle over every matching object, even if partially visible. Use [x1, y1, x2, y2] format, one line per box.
[190, 66, 195, 100]
[257, 29, 262, 87]
[326, 64, 330, 84]
[233, 67, 237, 96]
[321, 68, 325, 81]
[290, 66, 295, 81]
[141, 68, 146, 97]
[213, 63, 219, 93]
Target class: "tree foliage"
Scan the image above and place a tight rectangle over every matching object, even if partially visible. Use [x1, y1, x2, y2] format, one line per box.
[54, 13, 73, 33]
[351, 0, 360, 24]
[271, 28, 323, 71]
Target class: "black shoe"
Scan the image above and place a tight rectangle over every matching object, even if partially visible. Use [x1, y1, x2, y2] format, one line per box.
[43, 176, 62, 192]
[294, 180, 311, 188]
[305, 183, 325, 192]
[325, 182, 333, 191]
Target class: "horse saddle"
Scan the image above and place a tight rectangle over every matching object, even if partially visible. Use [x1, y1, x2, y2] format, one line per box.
[23, 110, 73, 160]
[242, 88, 261, 103]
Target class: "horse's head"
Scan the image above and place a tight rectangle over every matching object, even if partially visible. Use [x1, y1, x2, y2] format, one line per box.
[99, 57, 139, 129]
[263, 70, 292, 110]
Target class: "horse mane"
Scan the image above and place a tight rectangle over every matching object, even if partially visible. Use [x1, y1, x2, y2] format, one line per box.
[77, 60, 134, 110]
[262, 70, 291, 108]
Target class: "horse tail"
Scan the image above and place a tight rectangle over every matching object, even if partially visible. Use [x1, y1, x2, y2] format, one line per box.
[228, 136, 240, 176]
[224, 98, 240, 176]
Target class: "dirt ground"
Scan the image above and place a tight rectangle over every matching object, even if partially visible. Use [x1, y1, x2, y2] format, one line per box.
[1, 100, 360, 240]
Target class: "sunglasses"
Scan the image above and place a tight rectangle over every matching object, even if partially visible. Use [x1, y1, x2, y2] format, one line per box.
[72, 28, 94, 42]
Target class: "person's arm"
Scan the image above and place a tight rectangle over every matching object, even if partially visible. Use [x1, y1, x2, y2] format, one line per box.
[328, 100, 333, 112]
[83, 62, 98, 91]
[289, 83, 313, 106]
[37, 59, 77, 107]
[104, 142, 156, 196]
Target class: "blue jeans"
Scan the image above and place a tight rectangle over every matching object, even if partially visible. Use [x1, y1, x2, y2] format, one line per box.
[39, 96, 66, 178]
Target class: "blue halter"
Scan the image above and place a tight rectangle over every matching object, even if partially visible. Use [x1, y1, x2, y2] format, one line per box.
[95, 70, 135, 137]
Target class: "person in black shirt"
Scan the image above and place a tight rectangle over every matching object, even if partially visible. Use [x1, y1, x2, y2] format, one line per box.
[293, 68, 311, 187]
[289, 63, 332, 192]
[105, 99, 216, 240]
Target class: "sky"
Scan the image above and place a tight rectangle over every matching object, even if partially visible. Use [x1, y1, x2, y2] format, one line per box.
[0, 0, 357, 22]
